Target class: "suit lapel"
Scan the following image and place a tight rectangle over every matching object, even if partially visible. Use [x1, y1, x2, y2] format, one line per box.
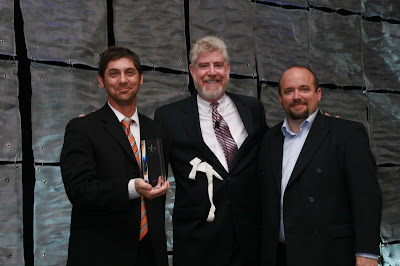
[271, 125, 285, 193]
[183, 93, 225, 172]
[229, 93, 254, 138]
[287, 113, 329, 187]
[99, 104, 138, 162]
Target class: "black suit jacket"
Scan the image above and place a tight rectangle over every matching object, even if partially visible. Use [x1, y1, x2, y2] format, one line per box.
[154, 92, 268, 266]
[258, 112, 382, 266]
[60, 103, 169, 266]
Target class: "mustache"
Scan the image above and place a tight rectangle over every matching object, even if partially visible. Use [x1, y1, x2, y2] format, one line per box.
[290, 99, 307, 107]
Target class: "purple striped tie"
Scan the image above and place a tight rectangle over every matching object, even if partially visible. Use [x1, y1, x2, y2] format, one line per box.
[211, 102, 238, 170]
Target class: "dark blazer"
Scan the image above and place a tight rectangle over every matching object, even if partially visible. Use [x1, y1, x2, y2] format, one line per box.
[154, 92, 268, 266]
[258, 112, 382, 266]
[60, 103, 169, 266]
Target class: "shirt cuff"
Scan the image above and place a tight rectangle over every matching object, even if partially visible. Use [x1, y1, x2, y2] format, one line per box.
[355, 253, 379, 260]
[128, 179, 141, 199]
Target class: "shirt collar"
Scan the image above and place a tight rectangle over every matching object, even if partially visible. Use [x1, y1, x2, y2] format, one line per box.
[281, 109, 319, 137]
[108, 101, 140, 126]
[197, 93, 230, 115]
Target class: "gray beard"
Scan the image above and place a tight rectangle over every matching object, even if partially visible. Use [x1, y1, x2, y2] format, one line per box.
[194, 79, 228, 101]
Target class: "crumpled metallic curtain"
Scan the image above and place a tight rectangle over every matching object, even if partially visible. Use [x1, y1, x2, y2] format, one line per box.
[0, 60, 21, 161]
[0, 164, 24, 265]
[0, 0, 399, 265]
[20, 0, 108, 67]
[0, 57, 23, 264]
[0, 0, 15, 56]
[189, 0, 257, 77]
[114, 0, 187, 71]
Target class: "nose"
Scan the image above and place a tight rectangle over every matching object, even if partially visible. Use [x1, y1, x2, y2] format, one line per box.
[119, 73, 127, 83]
[208, 64, 216, 75]
[293, 89, 300, 98]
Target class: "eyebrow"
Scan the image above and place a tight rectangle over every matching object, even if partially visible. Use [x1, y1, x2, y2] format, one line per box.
[197, 61, 225, 65]
[107, 67, 137, 72]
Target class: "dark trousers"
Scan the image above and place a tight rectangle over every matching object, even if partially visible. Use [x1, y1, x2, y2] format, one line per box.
[136, 233, 157, 266]
[226, 238, 242, 266]
[276, 243, 287, 266]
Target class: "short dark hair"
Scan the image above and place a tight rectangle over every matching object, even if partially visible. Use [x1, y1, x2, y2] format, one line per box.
[278, 65, 319, 95]
[98, 47, 142, 78]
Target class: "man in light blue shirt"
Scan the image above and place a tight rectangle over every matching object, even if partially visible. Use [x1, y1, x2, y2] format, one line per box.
[258, 66, 382, 266]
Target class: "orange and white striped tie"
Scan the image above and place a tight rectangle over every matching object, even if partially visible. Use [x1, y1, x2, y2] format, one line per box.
[121, 118, 148, 241]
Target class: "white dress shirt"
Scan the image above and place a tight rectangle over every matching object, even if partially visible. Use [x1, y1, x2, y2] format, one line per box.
[197, 94, 248, 172]
[108, 102, 141, 199]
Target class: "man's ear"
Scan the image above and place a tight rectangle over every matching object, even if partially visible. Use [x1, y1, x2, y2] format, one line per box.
[97, 74, 105, 88]
[189, 64, 194, 77]
[140, 73, 144, 85]
[317, 87, 322, 102]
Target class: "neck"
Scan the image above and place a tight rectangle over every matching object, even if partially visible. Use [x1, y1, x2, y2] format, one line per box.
[109, 101, 137, 118]
[287, 118, 304, 134]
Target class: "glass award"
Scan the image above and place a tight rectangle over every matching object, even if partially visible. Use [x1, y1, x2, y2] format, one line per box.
[141, 139, 166, 187]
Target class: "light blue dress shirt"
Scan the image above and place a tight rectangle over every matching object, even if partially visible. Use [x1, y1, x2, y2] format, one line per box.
[279, 109, 318, 243]
[278, 109, 378, 260]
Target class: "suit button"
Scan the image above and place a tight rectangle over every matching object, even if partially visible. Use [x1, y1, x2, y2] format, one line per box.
[316, 168, 321, 174]
[227, 201, 231, 205]
[309, 197, 314, 203]
[226, 175, 231, 181]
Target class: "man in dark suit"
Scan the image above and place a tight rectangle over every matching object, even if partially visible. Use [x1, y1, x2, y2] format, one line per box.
[154, 36, 268, 265]
[60, 47, 170, 266]
[258, 65, 382, 266]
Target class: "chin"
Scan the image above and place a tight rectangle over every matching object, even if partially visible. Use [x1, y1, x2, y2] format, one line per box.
[289, 111, 309, 120]
[204, 92, 224, 101]
[197, 86, 224, 101]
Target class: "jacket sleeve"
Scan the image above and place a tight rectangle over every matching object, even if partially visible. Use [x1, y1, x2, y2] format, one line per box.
[60, 118, 130, 211]
[343, 122, 382, 255]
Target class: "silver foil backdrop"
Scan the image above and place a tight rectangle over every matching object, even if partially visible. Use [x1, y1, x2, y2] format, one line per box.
[0, 0, 399, 265]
